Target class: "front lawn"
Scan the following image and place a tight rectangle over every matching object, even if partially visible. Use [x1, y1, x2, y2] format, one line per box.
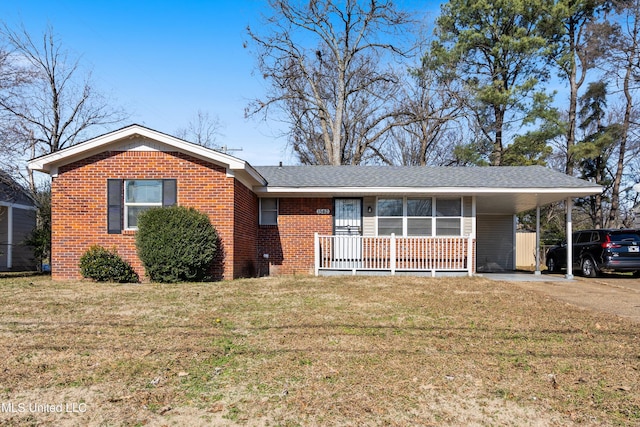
[0, 275, 638, 426]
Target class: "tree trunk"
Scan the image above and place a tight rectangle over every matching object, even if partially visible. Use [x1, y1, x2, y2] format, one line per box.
[491, 106, 504, 166]
[566, 26, 578, 176]
[609, 5, 637, 226]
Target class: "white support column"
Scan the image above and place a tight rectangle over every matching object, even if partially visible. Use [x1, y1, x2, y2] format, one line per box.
[6, 206, 12, 269]
[471, 196, 477, 275]
[535, 206, 541, 275]
[314, 232, 319, 276]
[471, 196, 477, 238]
[512, 214, 517, 271]
[467, 235, 474, 276]
[565, 198, 573, 279]
[390, 233, 396, 275]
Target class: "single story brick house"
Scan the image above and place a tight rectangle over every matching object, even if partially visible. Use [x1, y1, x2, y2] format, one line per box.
[28, 124, 601, 280]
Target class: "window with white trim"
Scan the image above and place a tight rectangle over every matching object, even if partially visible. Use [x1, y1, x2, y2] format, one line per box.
[260, 198, 278, 225]
[377, 198, 403, 235]
[124, 180, 164, 229]
[376, 197, 462, 236]
[107, 179, 176, 233]
[407, 198, 433, 236]
[435, 198, 461, 236]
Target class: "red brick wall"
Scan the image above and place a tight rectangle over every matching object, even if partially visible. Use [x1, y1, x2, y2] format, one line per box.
[51, 150, 255, 280]
[258, 198, 333, 275]
[233, 180, 259, 277]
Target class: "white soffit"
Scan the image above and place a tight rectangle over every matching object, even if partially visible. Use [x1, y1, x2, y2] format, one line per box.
[253, 186, 600, 197]
[27, 125, 266, 186]
[254, 186, 601, 214]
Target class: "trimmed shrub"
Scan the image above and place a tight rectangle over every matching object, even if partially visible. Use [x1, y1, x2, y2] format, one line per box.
[136, 206, 218, 283]
[79, 245, 139, 283]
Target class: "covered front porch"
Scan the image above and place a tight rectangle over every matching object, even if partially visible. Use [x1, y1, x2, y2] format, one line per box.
[312, 195, 596, 278]
[315, 234, 474, 276]
[255, 165, 602, 278]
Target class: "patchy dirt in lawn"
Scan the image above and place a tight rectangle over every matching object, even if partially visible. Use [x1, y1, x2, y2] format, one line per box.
[512, 273, 640, 324]
[0, 275, 638, 426]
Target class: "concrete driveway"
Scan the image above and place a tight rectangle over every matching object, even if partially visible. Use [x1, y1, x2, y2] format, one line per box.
[495, 272, 640, 324]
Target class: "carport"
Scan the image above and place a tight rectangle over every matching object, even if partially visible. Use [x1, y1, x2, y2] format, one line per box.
[474, 181, 602, 278]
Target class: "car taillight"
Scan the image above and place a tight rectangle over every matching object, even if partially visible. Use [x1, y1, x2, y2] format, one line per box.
[601, 235, 621, 249]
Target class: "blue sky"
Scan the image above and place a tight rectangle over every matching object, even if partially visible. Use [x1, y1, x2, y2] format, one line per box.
[0, 1, 439, 166]
[0, 1, 293, 165]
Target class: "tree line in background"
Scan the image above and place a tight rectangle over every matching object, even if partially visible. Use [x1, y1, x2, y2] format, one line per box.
[246, 0, 640, 237]
[0, 23, 128, 268]
[1, 0, 640, 254]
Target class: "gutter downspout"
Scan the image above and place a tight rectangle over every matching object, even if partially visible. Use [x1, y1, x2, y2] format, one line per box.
[535, 205, 541, 275]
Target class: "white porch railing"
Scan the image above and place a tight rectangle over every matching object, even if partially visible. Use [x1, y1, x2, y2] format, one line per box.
[314, 233, 474, 276]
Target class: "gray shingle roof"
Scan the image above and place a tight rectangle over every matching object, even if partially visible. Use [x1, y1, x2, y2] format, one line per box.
[254, 165, 599, 189]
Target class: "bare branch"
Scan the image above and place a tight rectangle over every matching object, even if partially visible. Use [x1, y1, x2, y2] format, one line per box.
[246, 0, 417, 165]
[0, 23, 128, 160]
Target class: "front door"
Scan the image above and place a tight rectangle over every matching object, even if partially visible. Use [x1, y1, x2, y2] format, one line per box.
[334, 199, 362, 265]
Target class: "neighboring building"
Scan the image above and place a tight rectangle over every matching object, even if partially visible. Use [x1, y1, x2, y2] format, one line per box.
[0, 172, 37, 271]
[27, 124, 602, 280]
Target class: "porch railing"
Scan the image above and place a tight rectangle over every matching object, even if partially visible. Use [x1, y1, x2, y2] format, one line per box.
[314, 233, 474, 276]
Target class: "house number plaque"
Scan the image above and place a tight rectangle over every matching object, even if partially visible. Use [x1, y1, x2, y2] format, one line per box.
[316, 209, 330, 214]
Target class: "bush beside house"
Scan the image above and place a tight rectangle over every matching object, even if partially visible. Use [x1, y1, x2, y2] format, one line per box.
[79, 245, 138, 283]
[136, 206, 219, 283]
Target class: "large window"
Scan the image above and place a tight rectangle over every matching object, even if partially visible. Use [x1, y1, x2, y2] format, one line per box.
[435, 198, 461, 236]
[125, 180, 164, 229]
[260, 198, 278, 225]
[376, 197, 462, 236]
[377, 198, 403, 235]
[107, 179, 176, 233]
[407, 198, 432, 236]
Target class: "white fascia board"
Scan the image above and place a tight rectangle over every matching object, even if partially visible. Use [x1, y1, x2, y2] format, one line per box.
[253, 186, 602, 197]
[0, 201, 37, 210]
[237, 165, 268, 186]
[28, 126, 145, 172]
[27, 125, 267, 186]
[28, 125, 241, 171]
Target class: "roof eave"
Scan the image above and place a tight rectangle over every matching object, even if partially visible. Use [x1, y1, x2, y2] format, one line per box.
[253, 186, 603, 197]
[27, 124, 267, 186]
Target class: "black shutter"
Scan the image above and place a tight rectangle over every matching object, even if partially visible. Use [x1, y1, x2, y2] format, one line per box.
[162, 179, 177, 206]
[107, 179, 123, 234]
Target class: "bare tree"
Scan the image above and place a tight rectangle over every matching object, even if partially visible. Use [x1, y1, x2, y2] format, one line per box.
[0, 24, 127, 188]
[0, 43, 36, 182]
[174, 109, 224, 149]
[246, 0, 417, 165]
[604, 0, 640, 226]
[547, 0, 611, 175]
[380, 66, 464, 166]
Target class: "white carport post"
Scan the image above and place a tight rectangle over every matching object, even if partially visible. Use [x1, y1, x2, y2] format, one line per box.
[565, 197, 574, 279]
[534, 205, 541, 275]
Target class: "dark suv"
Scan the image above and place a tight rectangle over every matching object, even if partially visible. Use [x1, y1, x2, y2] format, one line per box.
[546, 229, 640, 277]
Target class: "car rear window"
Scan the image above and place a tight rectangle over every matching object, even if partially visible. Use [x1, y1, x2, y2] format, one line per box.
[609, 232, 640, 242]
